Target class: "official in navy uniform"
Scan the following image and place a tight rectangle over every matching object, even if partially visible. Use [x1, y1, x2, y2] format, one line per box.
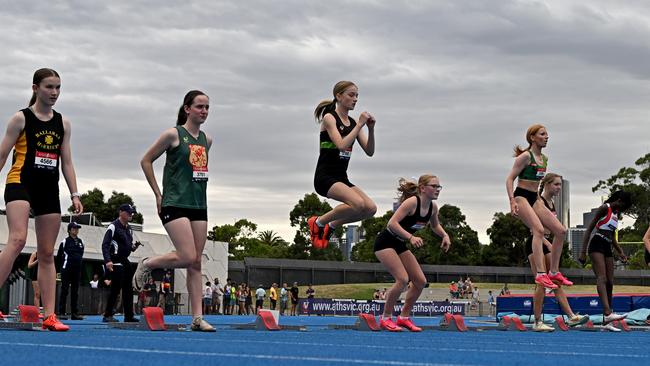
[57, 222, 85, 320]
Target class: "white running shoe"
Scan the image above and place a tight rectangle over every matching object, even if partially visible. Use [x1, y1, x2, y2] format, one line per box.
[132, 257, 151, 292]
[533, 321, 555, 332]
[603, 323, 621, 332]
[603, 312, 627, 324]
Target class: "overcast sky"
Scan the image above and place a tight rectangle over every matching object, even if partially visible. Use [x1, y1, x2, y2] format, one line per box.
[0, 1, 648, 244]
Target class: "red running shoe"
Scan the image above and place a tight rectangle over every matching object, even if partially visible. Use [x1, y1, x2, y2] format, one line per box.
[42, 314, 70, 331]
[317, 224, 334, 249]
[379, 317, 403, 332]
[396, 316, 422, 332]
[307, 216, 323, 248]
[548, 272, 573, 286]
[535, 273, 558, 289]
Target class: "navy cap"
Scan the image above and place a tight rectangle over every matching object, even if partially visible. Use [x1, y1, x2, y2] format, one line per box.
[67, 222, 81, 230]
[119, 204, 136, 214]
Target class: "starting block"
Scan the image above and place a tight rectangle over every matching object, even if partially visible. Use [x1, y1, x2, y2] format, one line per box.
[611, 319, 631, 332]
[328, 313, 381, 331]
[232, 310, 305, 331]
[109, 307, 186, 331]
[497, 315, 527, 331]
[552, 316, 569, 331]
[0, 305, 43, 331]
[438, 313, 468, 332]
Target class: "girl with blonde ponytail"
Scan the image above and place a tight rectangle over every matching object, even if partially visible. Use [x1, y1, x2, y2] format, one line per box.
[373, 175, 451, 332]
[307, 81, 377, 249]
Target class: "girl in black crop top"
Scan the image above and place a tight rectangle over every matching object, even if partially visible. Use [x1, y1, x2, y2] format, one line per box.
[373, 174, 451, 332]
[307, 81, 377, 249]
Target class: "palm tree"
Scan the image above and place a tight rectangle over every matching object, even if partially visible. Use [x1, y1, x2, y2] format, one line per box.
[258, 230, 283, 246]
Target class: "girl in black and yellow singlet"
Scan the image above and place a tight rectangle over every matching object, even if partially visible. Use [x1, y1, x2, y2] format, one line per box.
[374, 175, 451, 332]
[0, 68, 83, 331]
[506, 124, 571, 293]
[307, 81, 377, 249]
[138, 90, 215, 332]
[525, 173, 588, 332]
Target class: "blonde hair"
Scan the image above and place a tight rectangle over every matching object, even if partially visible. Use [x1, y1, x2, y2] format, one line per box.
[313, 81, 356, 122]
[513, 124, 546, 157]
[539, 172, 562, 196]
[396, 174, 437, 203]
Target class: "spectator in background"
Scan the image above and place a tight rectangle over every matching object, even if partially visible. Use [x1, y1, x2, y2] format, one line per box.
[269, 283, 278, 310]
[212, 278, 222, 315]
[471, 286, 480, 310]
[487, 290, 496, 315]
[203, 281, 212, 315]
[373, 289, 380, 300]
[306, 284, 315, 299]
[158, 271, 172, 312]
[290, 282, 299, 316]
[57, 222, 85, 320]
[245, 284, 254, 315]
[230, 283, 237, 315]
[380, 288, 386, 300]
[464, 277, 473, 299]
[223, 279, 232, 315]
[27, 252, 40, 307]
[237, 284, 245, 315]
[89, 274, 100, 314]
[449, 281, 458, 299]
[280, 282, 289, 315]
[255, 284, 266, 312]
[143, 277, 156, 307]
[500, 283, 511, 296]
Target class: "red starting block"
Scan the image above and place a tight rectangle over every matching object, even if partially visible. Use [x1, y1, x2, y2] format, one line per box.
[553, 316, 569, 331]
[439, 313, 468, 332]
[0, 305, 43, 331]
[108, 307, 186, 331]
[497, 315, 527, 331]
[611, 319, 631, 332]
[256, 310, 281, 331]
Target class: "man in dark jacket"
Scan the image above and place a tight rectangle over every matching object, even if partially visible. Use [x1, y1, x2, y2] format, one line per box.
[57, 222, 85, 320]
[102, 204, 142, 322]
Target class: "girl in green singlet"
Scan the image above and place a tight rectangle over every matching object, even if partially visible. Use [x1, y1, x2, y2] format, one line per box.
[506, 124, 571, 292]
[138, 90, 215, 332]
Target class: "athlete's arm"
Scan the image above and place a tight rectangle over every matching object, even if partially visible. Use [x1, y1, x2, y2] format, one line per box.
[140, 128, 178, 213]
[0, 113, 26, 173]
[643, 226, 650, 254]
[429, 203, 451, 252]
[322, 113, 366, 150]
[27, 252, 38, 268]
[60, 118, 83, 214]
[356, 113, 375, 156]
[505, 153, 530, 215]
[579, 205, 607, 260]
[612, 233, 626, 261]
[386, 196, 418, 242]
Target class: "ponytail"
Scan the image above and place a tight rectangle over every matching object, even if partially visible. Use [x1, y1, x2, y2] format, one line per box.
[396, 174, 437, 203]
[29, 68, 60, 107]
[314, 80, 356, 122]
[177, 90, 207, 125]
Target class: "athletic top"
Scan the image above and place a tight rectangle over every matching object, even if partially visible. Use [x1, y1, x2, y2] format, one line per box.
[161, 126, 209, 209]
[101, 219, 135, 264]
[596, 204, 618, 232]
[388, 196, 433, 238]
[315, 111, 356, 177]
[540, 196, 555, 214]
[6, 108, 64, 186]
[57, 236, 85, 270]
[518, 151, 547, 181]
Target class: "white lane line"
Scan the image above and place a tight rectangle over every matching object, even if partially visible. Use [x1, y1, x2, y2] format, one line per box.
[0, 342, 475, 366]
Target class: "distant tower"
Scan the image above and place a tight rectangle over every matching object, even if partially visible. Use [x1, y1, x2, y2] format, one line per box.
[553, 178, 570, 229]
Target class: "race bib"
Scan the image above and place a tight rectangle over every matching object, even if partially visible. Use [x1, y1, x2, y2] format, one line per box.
[410, 221, 427, 231]
[34, 151, 58, 169]
[535, 167, 545, 179]
[339, 148, 352, 159]
[193, 166, 209, 180]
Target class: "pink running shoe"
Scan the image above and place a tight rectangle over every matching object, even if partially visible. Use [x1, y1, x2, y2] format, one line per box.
[535, 274, 558, 289]
[548, 272, 573, 286]
[396, 316, 422, 332]
[379, 317, 403, 332]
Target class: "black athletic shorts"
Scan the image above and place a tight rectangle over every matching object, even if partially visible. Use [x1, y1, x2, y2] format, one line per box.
[159, 206, 207, 225]
[644, 248, 650, 266]
[373, 229, 409, 255]
[4, 183, 61, 216]
[314, 173, 355, 197]
[525, 235, 551, 256]
[514, 187, 538, 207]
[587, 233, 613, 258]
